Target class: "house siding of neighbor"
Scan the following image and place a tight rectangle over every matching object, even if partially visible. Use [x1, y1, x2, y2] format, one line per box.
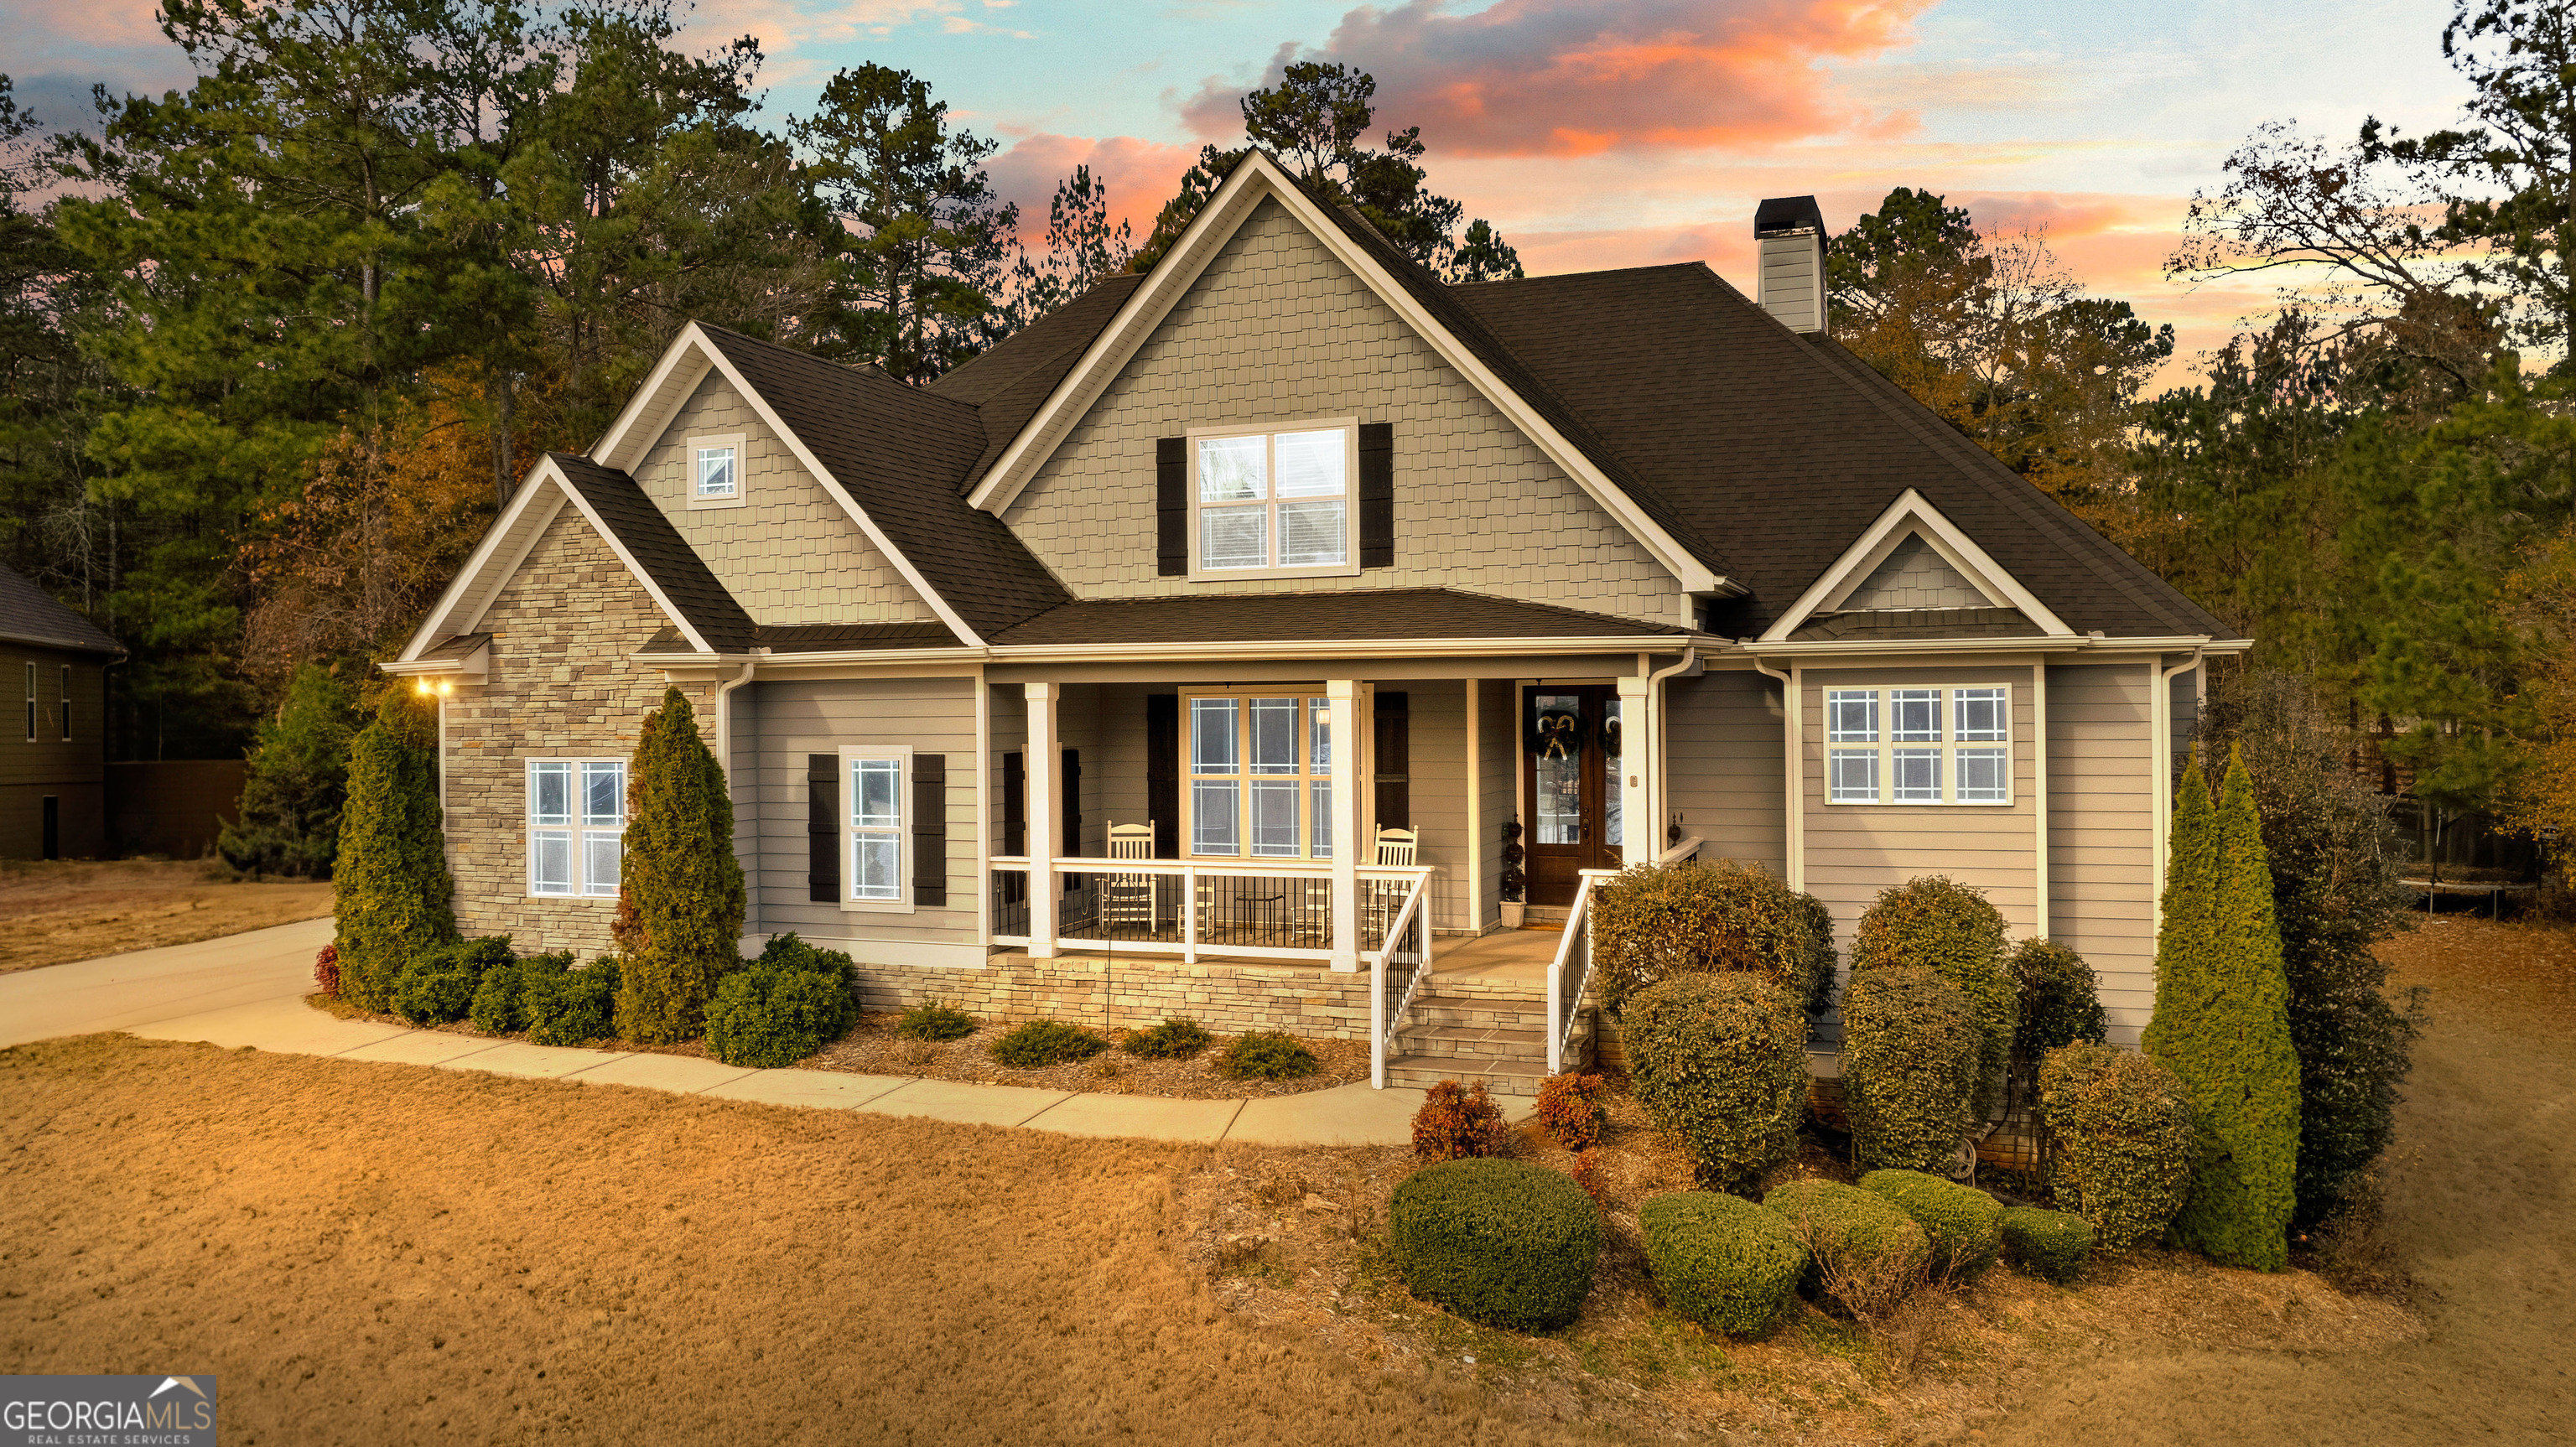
[0, 563, 124, 861]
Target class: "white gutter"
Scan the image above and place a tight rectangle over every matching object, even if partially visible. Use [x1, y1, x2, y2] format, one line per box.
[641, 634, 1715, 671]
[1749, 657, 1800, 892]
[1736, 633, 2239, 659]
[2148, 645, 2206, 933]
[714, 659, 757, 783]
[1645, 646, 1697, 859]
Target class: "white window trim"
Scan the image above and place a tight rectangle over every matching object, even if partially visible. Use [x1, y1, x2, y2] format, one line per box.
[1821, 682, 2015, 806]
[525, 757, 629, 898]
[686, 431, 749, 511]
[1184, 418, 1361, 582]
[840, 744, 915, 915]
[1180, 687, 1336, 861]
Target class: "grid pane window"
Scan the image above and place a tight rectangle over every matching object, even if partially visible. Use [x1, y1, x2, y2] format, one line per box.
[695, 445, 736, 498]
[1821, 686, 2011, 805]
[1892, 748, 1943, 803]
[1890, 689, 1941, 743]
[60, 665, 70, 739]
[1830, 749, 1880, 804]
[849, 757, 904, 901]
[1187, 693, 1336, 858]
[1957, 748, 2009, 803]
[1193, 428, 1348, 572]
[1826, 690, 1877, 744]
[21, 662, 31, 741]
[1955, 688, 2007, 742]
[529, 760, 625, 895]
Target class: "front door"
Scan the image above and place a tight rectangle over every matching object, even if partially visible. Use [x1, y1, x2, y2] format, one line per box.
[1524, 687, 1623, 907]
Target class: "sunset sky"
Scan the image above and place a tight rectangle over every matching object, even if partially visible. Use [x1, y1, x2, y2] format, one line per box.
[11, 0, 2475, 387]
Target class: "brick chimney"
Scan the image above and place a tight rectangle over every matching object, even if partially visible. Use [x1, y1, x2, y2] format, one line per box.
[1753, 196, 1828, 334]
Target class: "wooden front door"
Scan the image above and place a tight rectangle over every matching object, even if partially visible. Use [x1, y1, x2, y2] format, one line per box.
[1524, 686, 1624, 907]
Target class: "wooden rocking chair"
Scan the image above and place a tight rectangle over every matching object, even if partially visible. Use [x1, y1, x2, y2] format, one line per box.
[1101, 821, 1160, 937]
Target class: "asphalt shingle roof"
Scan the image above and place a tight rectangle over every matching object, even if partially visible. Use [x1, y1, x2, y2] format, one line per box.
[549, 453, 760, 652]
[0, 560, 122, 656]
[986, 588, 1685, 647]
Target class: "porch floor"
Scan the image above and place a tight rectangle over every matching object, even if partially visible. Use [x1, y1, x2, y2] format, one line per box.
[1013, 923, 1566, 984]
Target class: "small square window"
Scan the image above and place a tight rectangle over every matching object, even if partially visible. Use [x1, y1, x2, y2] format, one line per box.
[695, 446, 736, 497]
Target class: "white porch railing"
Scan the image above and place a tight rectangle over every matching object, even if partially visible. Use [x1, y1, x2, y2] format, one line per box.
[988, 857, 1435, 965]
[1543, 838, 1701, 1076]
[1368, 869, 1434, 1088]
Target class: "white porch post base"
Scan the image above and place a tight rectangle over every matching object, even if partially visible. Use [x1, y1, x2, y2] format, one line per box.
[1025, 682, 1059, 958]
[1618, 673, 1652, 869]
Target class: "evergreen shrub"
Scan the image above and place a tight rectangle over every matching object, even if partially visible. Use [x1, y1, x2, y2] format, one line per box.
[1858, 1170, 2002, 1281]
[1412, 1079, 1507, 1160]
[2010, 938, 2109, 1058]
[706, 934, 860, 1068]
[896, 1002, 978, 1041]
[1124, 1017, 1213, 1059]
[1620, 974, 1808, 1191]
[2039, 1043, 2195, 1250]
[1217, 1030, 1317, 1080]
[333, 695, 455, 1010]
[1589, 861, 1833, 1015]
[612, 689, 745, 1045]
[523, 955, 620, 1047]
[1640, 1191, 1809, 1337]
[990, 1018, 1108, 1066]
[1760, 1180, 1929, 1308]
[1793, 891, 1840, 1018]
[390, 936, 516, 1026]
[1997, 1207, 2092, 1284]
[1534, 1071, 1607, 1150]
[1839, 967, 1981, 1172]
[1852, 876, 2018, 1118]
[1389, 1158, 1601, 1330]
[220, 663, 356, 878]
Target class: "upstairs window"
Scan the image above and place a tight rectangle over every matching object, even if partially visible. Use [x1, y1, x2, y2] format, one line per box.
[1189, 422, 1357, 578]
[688, 432, 747, 510]
[1823, 684, 2012, 806]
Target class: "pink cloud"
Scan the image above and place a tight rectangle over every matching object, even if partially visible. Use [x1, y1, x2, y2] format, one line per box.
[984, 132, 1203, 244]
[1179, 0, 1936, 158]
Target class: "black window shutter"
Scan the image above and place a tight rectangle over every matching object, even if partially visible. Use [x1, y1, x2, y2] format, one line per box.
[1001, 751, 1026, 856]
[1145, 694, 1180, 858]
[1358, 422, 1394, 568]
[807, 755, 839, 901]
[1374, 692, 1410, 832]
[1156, 438, 1187, 576]
[912, 753, 948, 907]
[1061, 748, 1083, 858]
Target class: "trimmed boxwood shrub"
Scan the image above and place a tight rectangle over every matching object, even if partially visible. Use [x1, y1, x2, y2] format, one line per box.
[991, 1018, 1109, 1066]
[1534, 1071, 1607, 1150]
[1622, 974, 1808, 1192]
[469, 949, 572, 1035]
[2011, 938, 2109, 1057]
[896, 1001, 978, 1041]
[1641, 1191, 1809, 1338]
[392, 936, 517, 1026]
[1218, 1030, 1317, 1080]
[523, 955, 621, 1047]
[706, 935, 860, 1068]
[1852, 876, 2018, 1118]
[1590, 861, 1833, 1016]
[1998, 1206, 2093, 1284]
[2039, 1042, 2195, 1250]
[1859, 1170, 2002, 1281]
[1124, 1017, 1213, 1059]
[1390, 1158, 1602, 1330]
[1413, 1079, 1507, 1160]
[1840, 967, 1981, 1173]
[1761, 1180, 1929, 1305]
[1793, 891, 1839, 1018]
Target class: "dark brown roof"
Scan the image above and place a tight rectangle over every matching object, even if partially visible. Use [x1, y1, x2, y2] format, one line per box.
[418, 632, 492, 661]
[986, 588, 1685, 648]
[931, 274, 1145, 489]
[1789, 608, 2040, 642]
[638, 621, 966, 657]
[694, 326, 1071, 641]
[1447, 265, 2234, 641]
[0, 561, 121, 656]
[550, 454, 759, 652]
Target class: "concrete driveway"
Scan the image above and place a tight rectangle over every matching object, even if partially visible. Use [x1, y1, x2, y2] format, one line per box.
[0, 915, 331, 1049]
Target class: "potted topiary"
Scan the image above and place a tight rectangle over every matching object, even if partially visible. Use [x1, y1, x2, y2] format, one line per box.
[1500, 818, 1527, 928]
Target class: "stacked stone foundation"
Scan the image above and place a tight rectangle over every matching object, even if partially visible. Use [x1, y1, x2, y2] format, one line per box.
[853, 952, 1375, 1040]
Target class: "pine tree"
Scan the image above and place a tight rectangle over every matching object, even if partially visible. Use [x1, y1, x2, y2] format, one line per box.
[612, 688, 744, 1044]
[2146, 745, 2301, 1269]
[219, 663, 357, 878]
[332, 692, 455, 1010]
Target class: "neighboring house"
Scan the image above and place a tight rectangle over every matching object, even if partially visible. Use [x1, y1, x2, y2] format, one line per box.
[0, 561, 123, 860]
[386, 154, 2241, 1092]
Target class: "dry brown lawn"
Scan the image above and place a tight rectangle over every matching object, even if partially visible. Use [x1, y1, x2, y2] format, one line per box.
[0, 858, 332, 973]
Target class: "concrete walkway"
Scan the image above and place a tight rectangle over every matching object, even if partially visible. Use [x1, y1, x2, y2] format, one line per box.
[1, 920, 1518, 1147]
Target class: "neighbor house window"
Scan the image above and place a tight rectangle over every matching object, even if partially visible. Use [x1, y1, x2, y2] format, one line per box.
[59, 665, 70, 740]
[1822, 684, 2012, 806]
[846, 751, 907, 905]
[21, 662, 31, 742]
[528, 759, 626, 896]
[1186, 692, 1333, 858]
[687, 432, 747, 509]
[1188, 422, 1357, 578]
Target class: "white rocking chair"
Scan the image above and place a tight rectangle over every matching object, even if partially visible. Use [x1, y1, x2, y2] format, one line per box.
[1102, 821, 1161, 936]
[1370, 826, 1419, 920]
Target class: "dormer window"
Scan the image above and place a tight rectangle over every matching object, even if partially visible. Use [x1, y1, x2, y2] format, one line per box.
[1188, 420, 1358, 579]
[687, 432, 747, 510]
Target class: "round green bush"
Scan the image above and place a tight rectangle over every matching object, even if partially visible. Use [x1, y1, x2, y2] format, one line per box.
[1760, 1180, 1930, 1304]
[1390, 1158, 1602, 1330]
[392, 957, 477, 1025]
[470, 963, 524, 1035]
[1858, 1170, 2002, 1281]
[1852, 876, 2018, 1117]
[896, 1001, 978, 1041]
[1998, 1206, 2093, 1284]
[706, 944, 860, 1068]
[2010, 938, 2108, 1058]
[1590, 861, 1833, 1016]
[525, 956, 620, 1047]
[1218, 1030, 1317, 1080]
[2039, 1043, 2194, 1249]
[991, 1018, 1109, 1066]
[1840, 967, 1981, 1172]
[1124, 1017, 1213, 1059]
[1621, 974, 1809, 1192]
[1641, 1191, 1809, 1338]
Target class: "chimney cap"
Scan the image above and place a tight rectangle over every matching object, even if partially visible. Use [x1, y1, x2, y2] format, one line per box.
[1754, 195, 1827, 238]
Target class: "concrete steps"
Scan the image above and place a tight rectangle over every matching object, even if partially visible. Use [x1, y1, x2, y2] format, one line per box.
[1387, 983, 1591, 1097]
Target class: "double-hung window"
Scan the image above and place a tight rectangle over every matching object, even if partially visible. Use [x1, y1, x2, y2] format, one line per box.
[1190, 422, 1357, 578]
[59, 665, 70, 740]
[1187, 692, 1333, 858]
[844, 749, 908, 906]
[688, 432, 746, 509]
[528, 759, 627, 896]
[1823, 684, 2012, 806]
[21, 662, 32, 742]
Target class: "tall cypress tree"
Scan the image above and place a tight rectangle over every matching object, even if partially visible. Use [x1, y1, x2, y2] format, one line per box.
[2147, 745, 2301, 1269]
[332, 692, 455, 1010]
[612, 688, 744, 1043]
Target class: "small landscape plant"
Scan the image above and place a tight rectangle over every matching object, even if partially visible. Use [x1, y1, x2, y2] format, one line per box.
[1642, 1190, 1810, 1338]
[1534, 1071, 1607, 1150]
[1217, 1030, 1317, 1080]
[1997, 1206, 2092, 1284]
[991, 1018, 1109, 1067]
[1620, 973, 1808, 1192]
[1411, 1079, 1507, 1159]
[1588, 860, 1833, 1015]
[1859, 1169, 2003, 1282]
[1124, 1017, 1213, 1059]
[706, 933, 860, 1068]
[470, 949, 573, 1035]
[1839, 966, 1981, 1173]
[313, 944, 340, 998]
[392, 936, 517, 1026]
[1762, 1179, 1930, 1318]
[896, 1000, 978, 1041]
[1389, 1158, 1602, 1331]
[1851, 875, 2018, 1118]
[522, 954, 621, 1047]
[2039, 1042, 2195, 1250]
[1570, 1147, 1607, 1210]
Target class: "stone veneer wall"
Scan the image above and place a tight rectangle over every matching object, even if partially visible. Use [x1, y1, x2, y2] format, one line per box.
[845, 953, 1374, 1040]
[443, 509, 715, 959]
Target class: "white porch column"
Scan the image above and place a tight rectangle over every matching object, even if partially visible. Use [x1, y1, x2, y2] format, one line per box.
[1025, 682, 1059, 958]
[1329, 678, 1363, 972]
[1618, 672, 1653, 868]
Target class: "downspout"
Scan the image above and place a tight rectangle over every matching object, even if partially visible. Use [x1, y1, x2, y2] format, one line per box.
[1646, 646, 1696, 858]
[2148, 646, 2205, 933]
[714, 658, 757, 783]
[1749, 656, 1798, 891]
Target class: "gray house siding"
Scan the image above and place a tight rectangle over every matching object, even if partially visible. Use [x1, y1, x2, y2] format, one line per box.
[2045, 663, 2158, 1044]
[1665, 668, 1788, 874]
[1000, 197, 1681, 625]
